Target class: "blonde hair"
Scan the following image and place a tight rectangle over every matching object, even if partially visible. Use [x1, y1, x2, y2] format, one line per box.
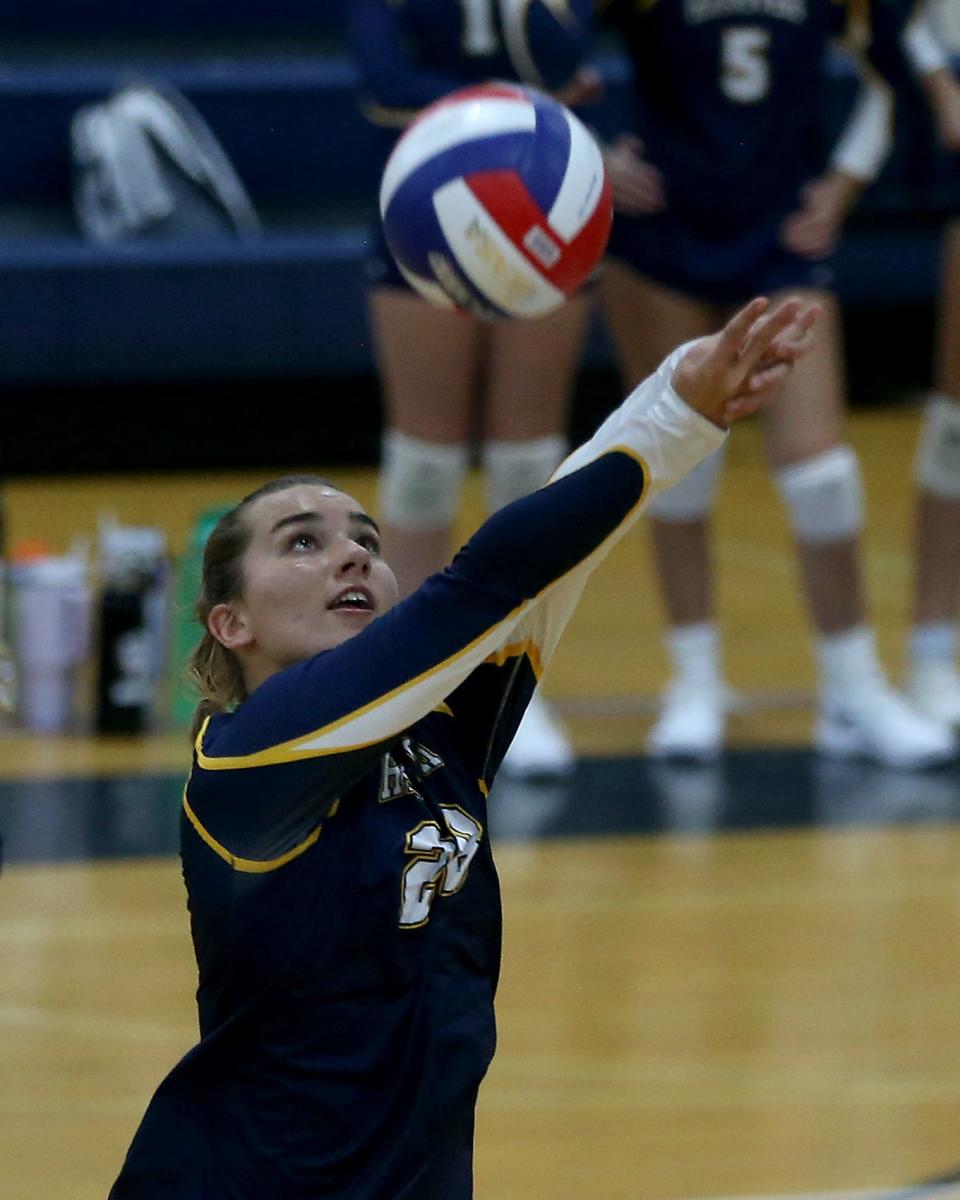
[188, 475, 337, 742]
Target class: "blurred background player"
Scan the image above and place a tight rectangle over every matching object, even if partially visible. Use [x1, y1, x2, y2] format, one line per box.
[902, 1, 960, 723]
[347, 0, 596, 777]
[597, 0, 956, 768]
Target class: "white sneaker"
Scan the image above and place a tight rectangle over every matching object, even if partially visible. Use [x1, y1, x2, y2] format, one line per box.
[647, 677, 734, 763]
[501, 693, 575, 778]
[909, 659, 960, 726]
[816, 682, 957, 769]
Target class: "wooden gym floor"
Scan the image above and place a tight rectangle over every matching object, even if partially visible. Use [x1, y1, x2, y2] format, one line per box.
[3, 408, 960, 1199]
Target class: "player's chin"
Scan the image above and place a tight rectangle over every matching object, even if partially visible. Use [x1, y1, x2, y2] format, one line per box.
[326, 608, 377, 643]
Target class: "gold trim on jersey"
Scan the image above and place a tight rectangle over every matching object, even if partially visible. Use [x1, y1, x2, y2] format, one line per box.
[360, 99, 420, 129]
[483, 638, 545, 680]
[181, 788, 324, 873]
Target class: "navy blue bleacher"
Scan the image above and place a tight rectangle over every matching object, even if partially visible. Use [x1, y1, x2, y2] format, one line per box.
[1, 5, 958, 385]
[4, 0, 344, 38]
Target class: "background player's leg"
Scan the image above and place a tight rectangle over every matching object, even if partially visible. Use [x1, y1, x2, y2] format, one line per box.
[370, 286, 482, 599]
[909, 220, 960, 723]
[601, 260, 730, 760]
[761, 292, 860, 631]
[763, 289, 954, 768]
[483, 293, 593, 777]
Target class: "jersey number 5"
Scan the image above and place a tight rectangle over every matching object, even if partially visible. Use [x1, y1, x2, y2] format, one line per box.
[400, 805, 484, 928]
[720, 26, 771, 104]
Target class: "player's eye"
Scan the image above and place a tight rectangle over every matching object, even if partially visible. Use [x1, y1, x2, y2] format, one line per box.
[358, 533, 381, 556]
[288, 531, 318, 552]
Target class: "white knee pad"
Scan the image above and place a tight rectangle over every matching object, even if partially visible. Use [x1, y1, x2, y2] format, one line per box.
[482, 434, 567, 514]
[775, 445, 864, 543]
[914, 394, 960, 500]
[646, 443, 727, 522]
[377, 430, 468, 530]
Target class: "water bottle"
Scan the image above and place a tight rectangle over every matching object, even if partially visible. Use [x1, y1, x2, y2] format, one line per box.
[10, 553, 91, 733]
[0, 493, 16, 719]
[96, 524, 168, 734]
[0, 562, 16, 720]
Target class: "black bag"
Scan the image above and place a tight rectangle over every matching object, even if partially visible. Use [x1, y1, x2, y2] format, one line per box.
[71, 82, 261, 242]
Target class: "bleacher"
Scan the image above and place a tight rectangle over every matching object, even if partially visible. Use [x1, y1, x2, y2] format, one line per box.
[1, 2, 958, 388]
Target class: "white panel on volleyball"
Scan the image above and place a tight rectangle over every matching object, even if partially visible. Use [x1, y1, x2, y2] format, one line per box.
[433, 177, 565, 318]
[546, 109, 605, 242]
[379, 97, 537, 213]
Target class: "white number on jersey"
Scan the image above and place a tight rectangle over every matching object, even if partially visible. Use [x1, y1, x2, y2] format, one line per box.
[399, 805, 484, 928]
[720, 26, 771, 104]
[459, 0, 500, 56]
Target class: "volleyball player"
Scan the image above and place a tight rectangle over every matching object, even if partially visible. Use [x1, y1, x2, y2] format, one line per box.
[599, 0, 956, 767]
[902, 4, 960, 722]
[347, 0, 596, 777]
[108, 296, 818, 1199]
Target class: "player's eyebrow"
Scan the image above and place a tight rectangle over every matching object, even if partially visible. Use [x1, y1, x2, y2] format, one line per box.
[270, 511, 380, 536]
[351, 512, 381, 536]
[270, 511, 324, 536]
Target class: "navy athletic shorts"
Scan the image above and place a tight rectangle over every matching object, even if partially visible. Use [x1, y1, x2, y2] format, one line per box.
[606, 207, 833, 304]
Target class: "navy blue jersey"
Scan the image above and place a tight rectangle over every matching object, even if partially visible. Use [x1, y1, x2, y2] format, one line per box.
[348, 0, 594, 125]
[601, 0, 919, 230]
[109, 346, 726, 1199]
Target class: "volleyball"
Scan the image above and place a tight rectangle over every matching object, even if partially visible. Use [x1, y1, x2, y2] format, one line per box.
[379, 82, 612, 320]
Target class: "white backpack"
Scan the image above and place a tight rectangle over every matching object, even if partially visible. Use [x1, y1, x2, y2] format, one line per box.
[71, 82, 261, 242]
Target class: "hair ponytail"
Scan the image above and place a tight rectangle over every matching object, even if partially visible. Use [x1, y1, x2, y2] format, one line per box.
[188, 630, 247, 742]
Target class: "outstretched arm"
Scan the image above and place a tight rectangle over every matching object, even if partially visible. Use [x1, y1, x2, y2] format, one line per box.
[197, 299, 818, 781]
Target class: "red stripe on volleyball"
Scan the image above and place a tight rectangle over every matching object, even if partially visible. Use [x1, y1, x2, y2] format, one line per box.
[464, 169, 611, 296]
[565, 172, 613, 286]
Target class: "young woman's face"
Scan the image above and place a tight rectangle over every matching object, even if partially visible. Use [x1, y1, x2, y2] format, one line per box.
[223, 484, 400, 683]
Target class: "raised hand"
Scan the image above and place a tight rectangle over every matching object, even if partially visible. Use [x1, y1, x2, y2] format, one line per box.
[671, 296, 821, 428]
[602, 134, 666, 215]
[781, 170, 863, 259]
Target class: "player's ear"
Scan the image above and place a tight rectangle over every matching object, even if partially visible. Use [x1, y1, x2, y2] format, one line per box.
[208, 602, 253, 651]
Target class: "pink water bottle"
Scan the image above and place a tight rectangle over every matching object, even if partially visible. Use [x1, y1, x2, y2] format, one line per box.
[11, 554, 91, 733]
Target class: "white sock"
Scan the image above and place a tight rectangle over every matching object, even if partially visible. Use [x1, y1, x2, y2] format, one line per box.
[665, 622, 721, 684]
[817, 625, 883, 697]
[910, 621, 957, 665]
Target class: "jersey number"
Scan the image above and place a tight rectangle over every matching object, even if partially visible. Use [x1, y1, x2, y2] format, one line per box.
[400, 805, 484, 928]
[459, 0, 500, 56]
[720, 26, 771, 105]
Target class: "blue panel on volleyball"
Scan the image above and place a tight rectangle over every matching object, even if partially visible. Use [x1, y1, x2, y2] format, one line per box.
[524, 100, 574, 213]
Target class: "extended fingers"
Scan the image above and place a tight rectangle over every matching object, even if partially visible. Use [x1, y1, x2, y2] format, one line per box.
[719, 297, 769, 361]
[721, 361, 791, 423]
[737, 297, 804, 365]
[755, 302, 821, 371]
[772, 302, 822, 359]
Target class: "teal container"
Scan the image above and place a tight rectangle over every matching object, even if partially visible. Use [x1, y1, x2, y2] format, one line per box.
[169, 504, 234, 729]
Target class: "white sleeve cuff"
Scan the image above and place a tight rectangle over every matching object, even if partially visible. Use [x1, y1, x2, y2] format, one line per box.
[553, 338, 728, 494]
